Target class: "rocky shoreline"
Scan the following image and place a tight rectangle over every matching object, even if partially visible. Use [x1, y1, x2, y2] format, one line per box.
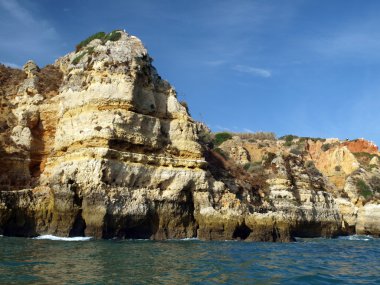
[0, 30, 379, 241]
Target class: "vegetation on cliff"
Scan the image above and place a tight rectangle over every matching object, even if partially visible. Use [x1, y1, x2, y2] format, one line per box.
[72, 30, 123, 64]
[75, 30, 122, 52]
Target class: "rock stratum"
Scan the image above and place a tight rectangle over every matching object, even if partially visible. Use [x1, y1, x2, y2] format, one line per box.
[0, 30, 379, 241]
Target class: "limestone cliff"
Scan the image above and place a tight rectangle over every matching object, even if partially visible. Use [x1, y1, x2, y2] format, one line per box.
[218, 134, 380, 236]
[0, 31, 378, 241]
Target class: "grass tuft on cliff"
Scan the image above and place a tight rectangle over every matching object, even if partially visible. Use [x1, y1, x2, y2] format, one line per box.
[75, 30, 122, 53]
[72, 30, 123, 65]
[279, 134, 298, 146]
[76, 32, 106, 52]
[72, 52, 86, 65]
[356, 179, 372, 199]
[104, 30, 122, 42]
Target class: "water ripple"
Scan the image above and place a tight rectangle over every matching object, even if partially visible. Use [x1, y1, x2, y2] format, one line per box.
[0, 237, 379, 284]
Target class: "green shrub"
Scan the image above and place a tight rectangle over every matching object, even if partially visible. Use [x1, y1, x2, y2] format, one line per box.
[72, 52, 86, 65]
[280, 134, 298, 147]
[279, 134, 298, 142]
[75, 30, 122, 52]
[76, 32, 106, 52]
[104, 30, 122, 42]
[243, 162, 252, 171]
[321, 143, 331, 152]
[356, 179, 372, 199]
[87, 46, 95, 55]
[213, 132, 232, 146]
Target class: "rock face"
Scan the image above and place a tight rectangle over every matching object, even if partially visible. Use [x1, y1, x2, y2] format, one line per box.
[0, 30, 379, 240]
[218, 135, 380, 237]
[0, 31, 207, 239]
[356, 204, 380, 236]
[343, 139, 378, 155]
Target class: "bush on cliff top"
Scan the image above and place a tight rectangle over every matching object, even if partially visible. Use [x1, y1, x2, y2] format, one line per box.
[213, 132, 232, 146]
[75, 30, 122, 52]
[279, 134, 298, 147]
[72, 30, 123, 65]
[279, 134, 298, 142]
[321, 143, 331, 152]
[104, 30, 122, 42]
[76, 32, 106, 52]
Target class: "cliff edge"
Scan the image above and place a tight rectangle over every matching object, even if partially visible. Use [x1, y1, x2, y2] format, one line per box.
[0, 30, 378, 240]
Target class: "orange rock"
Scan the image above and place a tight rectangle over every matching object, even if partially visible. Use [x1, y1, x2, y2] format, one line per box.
[342, 139, 378, 154]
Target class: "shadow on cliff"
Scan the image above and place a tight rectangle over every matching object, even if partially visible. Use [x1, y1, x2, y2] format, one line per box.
[204, 148, 267, 205]
[101, 190, 197, 240]
[0, 65, 28, 190]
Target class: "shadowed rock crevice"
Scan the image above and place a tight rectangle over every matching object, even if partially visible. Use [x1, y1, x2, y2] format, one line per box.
[232, 223, 252, 240]
[102, 212, 158, 239]
[69, 212, 86, 237]
[68, 180, 86, 237]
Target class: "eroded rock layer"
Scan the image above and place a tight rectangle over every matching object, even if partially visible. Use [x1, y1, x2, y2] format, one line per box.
[0, 31, 378, 240]
[218, 135, 380, 237]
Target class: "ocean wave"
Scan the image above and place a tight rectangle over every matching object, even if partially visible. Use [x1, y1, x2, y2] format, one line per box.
[33, 235, 92, 241]
[338, 235, 374, 241]
[179, 237, 199, 241]
[162, 237, 199, 242]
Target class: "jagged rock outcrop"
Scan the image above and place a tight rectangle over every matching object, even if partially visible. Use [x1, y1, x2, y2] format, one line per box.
[0, 30, 378, 240]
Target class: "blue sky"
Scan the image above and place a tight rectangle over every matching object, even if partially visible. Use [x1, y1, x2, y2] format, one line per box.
[1, 0, 380, 145]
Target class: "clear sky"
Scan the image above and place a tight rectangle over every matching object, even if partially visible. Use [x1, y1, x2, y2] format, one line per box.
[1, 0, 379, 145]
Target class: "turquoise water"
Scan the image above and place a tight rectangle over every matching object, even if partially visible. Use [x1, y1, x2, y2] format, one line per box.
[0, 235, 379, 284]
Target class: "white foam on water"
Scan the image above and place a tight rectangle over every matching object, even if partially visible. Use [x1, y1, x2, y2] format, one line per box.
[338, 235, 374, 241]
[33, 235, 92, 241]
[164, 237, 199, 241]
[180, 237, 199, 241]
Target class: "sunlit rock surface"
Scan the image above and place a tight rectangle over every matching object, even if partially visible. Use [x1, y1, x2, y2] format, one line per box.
[0, 31, 379, 240]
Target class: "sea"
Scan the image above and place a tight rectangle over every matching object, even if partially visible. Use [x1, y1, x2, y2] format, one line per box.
[0, 235, 379, 284]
